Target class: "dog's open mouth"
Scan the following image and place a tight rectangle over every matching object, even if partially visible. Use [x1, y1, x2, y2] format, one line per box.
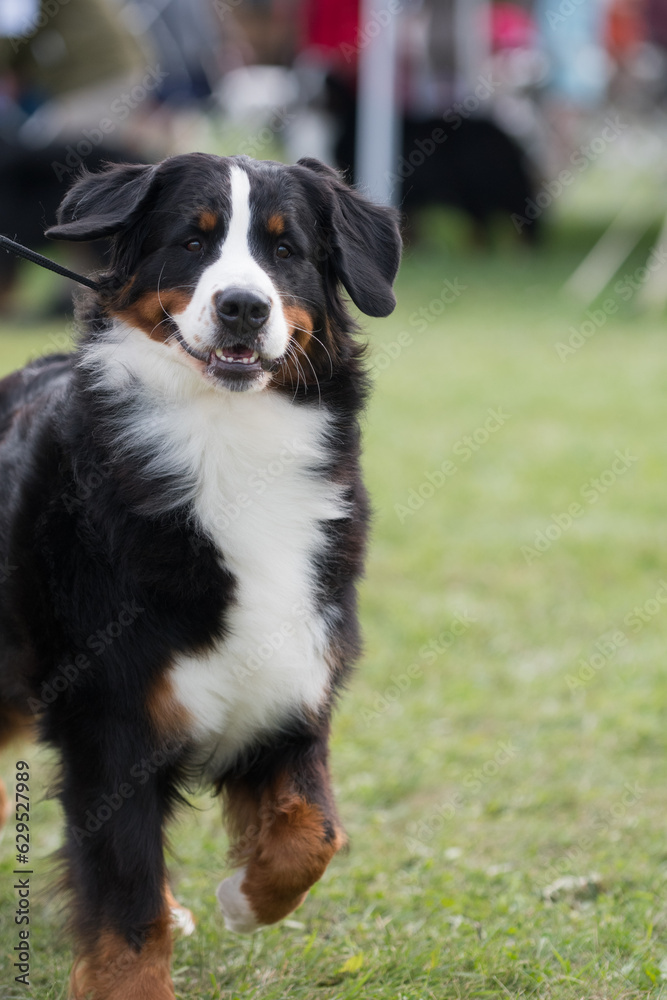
[208, 345, 263, 374]
[206, 344, 266, 390]
[171, 329, 270, 389]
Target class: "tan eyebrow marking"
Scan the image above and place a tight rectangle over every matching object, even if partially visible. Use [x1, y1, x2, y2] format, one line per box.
[198, 210, 218, 232]
[267, 214, 285, 236]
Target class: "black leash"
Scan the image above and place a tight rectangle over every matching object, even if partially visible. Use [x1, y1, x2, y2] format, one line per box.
[0, 235, 100, 291]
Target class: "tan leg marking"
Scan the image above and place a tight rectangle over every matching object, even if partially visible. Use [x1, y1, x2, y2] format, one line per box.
[219, 771, 346, 931]
[69, 914, 174, 1000]
[165, 885, 195, 938]
[0, 705, 34, 833]
[145, 674, 191, 745]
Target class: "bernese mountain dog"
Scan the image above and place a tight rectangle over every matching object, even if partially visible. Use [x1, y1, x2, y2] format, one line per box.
[0, 153, 402, 999]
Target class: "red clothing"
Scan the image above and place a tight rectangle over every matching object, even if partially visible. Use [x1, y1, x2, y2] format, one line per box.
[302, 0, 360, 70]
[606, 0, 645, 58]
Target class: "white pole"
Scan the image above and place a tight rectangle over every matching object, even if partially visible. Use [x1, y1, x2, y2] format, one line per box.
[355, 0, 400, 206]
[454, 0, 492, 96]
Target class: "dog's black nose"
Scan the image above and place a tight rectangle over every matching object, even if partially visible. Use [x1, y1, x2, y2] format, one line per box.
[214, 288, 271, 333]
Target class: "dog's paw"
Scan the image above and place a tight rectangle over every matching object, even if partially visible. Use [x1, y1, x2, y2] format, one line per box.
[169, 902, 196, 937]
[216, 869, 259, 934]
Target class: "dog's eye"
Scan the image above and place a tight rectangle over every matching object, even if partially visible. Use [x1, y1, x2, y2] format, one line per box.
[184, 239, 202, 252]
[276, 245, 291, 259]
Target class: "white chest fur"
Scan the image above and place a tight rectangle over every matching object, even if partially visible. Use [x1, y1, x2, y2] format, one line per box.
[170, 389, 345, 766]
[83, 328, 347, 769]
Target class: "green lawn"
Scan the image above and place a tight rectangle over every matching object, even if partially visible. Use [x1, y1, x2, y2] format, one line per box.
[4, 182, 667, 998]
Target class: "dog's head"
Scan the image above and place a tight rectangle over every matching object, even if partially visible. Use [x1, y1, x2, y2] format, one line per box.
[46, 154, 402, 394]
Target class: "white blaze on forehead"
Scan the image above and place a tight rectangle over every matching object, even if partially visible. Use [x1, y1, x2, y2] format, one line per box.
[223, 166, 254, 268]
[170, 164, 289, 361]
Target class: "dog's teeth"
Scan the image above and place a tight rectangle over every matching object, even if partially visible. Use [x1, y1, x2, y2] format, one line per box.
[214, 351, 259, 365]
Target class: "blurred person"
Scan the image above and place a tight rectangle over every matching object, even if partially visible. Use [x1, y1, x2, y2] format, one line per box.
[288, 0, 360, 163]
[534, 0, 611, 168]
[118, 0, 235, 156]
[1, 0, 152, 147]
[605, 0, 648, 107]
[228, 0, 303, 66]
[486, 2, 550, 171]
[607, 0, 646, 61]
[123, 0, 223, 104]
[0, 0, 158, 316]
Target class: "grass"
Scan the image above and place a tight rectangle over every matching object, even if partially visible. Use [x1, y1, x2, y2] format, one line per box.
[4, 171, 667, 998]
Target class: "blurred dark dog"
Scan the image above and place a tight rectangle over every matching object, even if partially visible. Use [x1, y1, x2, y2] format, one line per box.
[327, 75, 539, 245]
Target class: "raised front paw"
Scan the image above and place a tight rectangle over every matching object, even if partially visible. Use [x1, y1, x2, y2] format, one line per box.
[216, 869, 260, 934]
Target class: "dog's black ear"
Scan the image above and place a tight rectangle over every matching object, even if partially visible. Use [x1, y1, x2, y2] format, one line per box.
[293, 157, 402, 317]
[45, 162, 159, 242]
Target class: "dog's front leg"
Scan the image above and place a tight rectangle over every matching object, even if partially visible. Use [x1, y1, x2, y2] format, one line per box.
[57, 726, 178, 1000]
[217, 738, 346, 933]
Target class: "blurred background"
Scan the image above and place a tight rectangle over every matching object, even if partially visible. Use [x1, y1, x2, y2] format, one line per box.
[8, 2, 667, 998]
[1, 0, 666, 314]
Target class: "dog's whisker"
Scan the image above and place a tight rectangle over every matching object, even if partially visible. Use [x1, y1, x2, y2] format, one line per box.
[304, 333, 334, 380]
[291, 339, 322, 406]
[284, 341, 305, 401]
